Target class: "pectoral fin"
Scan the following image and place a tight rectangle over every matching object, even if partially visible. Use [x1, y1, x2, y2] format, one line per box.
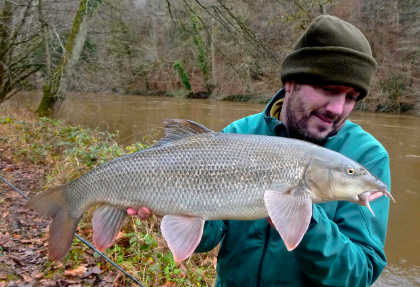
[264, 183, 312, 251]
[161, 215, 205, 263]
[92, 205, 127, 251]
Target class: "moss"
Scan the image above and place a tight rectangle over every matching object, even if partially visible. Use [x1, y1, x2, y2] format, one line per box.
[173, 60, 192, 91]
[36, 85, 56, 117]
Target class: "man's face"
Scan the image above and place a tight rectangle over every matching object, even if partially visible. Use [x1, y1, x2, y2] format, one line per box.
[280, 81, 359, 144]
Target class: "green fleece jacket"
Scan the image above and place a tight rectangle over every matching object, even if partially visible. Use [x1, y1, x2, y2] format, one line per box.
[195, 89, 391, 287]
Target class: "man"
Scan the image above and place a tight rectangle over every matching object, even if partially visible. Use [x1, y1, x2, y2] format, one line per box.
[129, 15, 391, 286]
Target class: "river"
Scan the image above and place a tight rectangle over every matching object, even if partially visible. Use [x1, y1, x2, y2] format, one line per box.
[3, 93, 420, 286]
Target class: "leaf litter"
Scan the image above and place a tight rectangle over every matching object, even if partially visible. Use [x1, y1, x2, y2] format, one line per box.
[0, 148, 121, 286]
[0, 116, 217, 286]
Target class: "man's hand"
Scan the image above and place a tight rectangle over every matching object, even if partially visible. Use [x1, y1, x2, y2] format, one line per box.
[127, 206, 152, 219]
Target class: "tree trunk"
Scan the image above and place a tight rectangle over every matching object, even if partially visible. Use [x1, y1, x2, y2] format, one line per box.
[0, 1, 13, 102]
[210, 17, 217, 93]
[0, 0, 41, 103]
[36, 0, 91, 117]
[38, 0, 51, 78]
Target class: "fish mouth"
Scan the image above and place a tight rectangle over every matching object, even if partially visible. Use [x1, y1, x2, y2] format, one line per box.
[358, 190, 395, 216]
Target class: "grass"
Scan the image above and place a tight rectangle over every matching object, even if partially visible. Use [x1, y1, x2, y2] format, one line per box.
[0, 111, 217, 286]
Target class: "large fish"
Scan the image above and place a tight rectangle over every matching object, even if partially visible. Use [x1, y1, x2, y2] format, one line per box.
[28, 119, 393, 263]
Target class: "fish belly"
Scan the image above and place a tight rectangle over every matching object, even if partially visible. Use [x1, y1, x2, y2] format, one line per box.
[68, 132, 306, 220]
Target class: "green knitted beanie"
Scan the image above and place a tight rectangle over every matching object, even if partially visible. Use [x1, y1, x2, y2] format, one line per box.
[281, 15, 377, 99]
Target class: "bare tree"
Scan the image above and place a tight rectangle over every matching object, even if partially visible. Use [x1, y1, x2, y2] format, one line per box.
[399, 0, 420, 115]
[4, 0, 417, 114]
[36, 0, 102, 116]
[0, 0, 42, 103]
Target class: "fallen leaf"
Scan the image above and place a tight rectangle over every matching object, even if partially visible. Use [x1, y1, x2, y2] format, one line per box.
[22, 273, 34, 282]
[9, 254, 25, 266]
[16, 283, 33, 287]
[81, 265, 102, 278]
[31, 270, 44, 279]
[64, 265, 88, 277]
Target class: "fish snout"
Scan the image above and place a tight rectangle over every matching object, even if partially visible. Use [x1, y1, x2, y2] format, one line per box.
[358, 189, 395, 216]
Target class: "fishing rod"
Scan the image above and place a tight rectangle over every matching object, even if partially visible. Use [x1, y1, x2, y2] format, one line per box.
[0, 174, 146, 287]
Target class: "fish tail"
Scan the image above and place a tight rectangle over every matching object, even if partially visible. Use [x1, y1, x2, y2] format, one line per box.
[27, 186, 81, 261]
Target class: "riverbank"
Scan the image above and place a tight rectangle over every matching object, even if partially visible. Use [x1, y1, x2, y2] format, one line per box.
[0, 113, 217, 286]
[122, 88, 272, 105]
[123, 87, 418, 114]
[4, 88, 419, 116]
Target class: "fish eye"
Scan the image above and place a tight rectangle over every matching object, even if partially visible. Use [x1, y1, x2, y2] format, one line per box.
[346, 168, 355, 175]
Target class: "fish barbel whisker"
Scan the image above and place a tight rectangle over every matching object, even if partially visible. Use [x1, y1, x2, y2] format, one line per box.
[27, 119, 395, 263]
[358, 190, 395, 216]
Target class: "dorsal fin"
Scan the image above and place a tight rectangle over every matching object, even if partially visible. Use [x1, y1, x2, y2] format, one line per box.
[154, 119, 215, 147]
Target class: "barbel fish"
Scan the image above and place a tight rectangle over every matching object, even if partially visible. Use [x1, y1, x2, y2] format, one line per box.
[28, 119, 393, 262]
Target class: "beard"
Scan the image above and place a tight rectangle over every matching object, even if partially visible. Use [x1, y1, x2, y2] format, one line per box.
[284, 93, 342, 145]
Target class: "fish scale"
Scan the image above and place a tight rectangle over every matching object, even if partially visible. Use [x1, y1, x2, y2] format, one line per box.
[66, 132, 306, 219]
[28, 119, 391, 262]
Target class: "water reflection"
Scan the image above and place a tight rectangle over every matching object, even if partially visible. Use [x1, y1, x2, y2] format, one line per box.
[2, 93, 420, 285]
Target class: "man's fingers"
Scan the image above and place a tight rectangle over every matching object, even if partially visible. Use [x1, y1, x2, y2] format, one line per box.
[127, 207, 137, 216]
[137, 207, 152, 219]
[127, 206, 152, 219]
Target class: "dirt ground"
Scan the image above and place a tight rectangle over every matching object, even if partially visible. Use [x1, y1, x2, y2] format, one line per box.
[0, 144, 129, 287]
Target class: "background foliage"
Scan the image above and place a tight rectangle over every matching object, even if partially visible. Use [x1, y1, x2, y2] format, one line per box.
[1, 0, 420, 113]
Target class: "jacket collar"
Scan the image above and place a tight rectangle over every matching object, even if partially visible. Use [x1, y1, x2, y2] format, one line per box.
[264, 88, 285, 119]
[263, 88, 288, 137]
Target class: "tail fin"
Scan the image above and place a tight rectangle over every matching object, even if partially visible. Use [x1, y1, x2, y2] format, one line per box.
[27, 186, 81, 261]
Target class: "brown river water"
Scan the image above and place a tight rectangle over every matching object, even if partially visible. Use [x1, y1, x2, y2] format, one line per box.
[3, 93, 420, 286]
